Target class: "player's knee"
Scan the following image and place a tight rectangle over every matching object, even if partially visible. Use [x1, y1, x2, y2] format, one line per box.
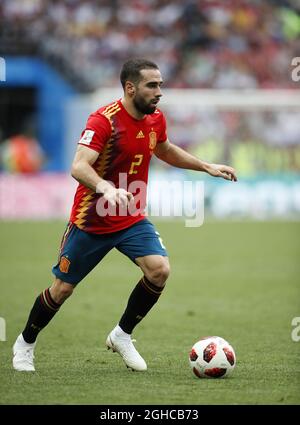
[50, 279, 74, 304]
[58, 283, 74, 301]
[147, 261, 170, 287]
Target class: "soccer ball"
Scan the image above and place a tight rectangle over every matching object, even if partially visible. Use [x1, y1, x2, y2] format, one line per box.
[189, 336, 236, 378]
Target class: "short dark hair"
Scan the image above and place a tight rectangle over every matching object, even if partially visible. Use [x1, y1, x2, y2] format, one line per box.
[120, 59, 159, 89]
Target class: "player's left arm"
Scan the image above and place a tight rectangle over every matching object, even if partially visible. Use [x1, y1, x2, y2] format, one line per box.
[154, 139, 237, 182]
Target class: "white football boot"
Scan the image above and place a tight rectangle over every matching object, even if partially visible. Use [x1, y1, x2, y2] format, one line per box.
[13, 334, 36, 372]
[106, 325, 147, 371]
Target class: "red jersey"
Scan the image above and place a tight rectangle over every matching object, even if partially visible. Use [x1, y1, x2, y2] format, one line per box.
[70, 99, 167, 234]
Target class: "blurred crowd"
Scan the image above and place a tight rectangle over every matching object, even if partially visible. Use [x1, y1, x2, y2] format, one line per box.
[0, 133, 45, 173]
[1, 0, 299, 91]
[165, 108, 300, 175]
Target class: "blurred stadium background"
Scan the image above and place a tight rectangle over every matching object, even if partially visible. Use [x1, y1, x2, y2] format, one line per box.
[0, 0, 300, 406]
[0, 0, 300, 220]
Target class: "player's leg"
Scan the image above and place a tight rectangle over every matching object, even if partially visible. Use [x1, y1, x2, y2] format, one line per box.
[13, 222, 113, 372]
[134, 254, 170, 287]
[118, 255, 170, 334]
[106, 219, 169, 371]
[12, 278, 73, 372]
[21, 278, 74, 342]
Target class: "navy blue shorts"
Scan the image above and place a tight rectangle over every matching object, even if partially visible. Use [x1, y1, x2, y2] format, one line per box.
[52, 219, 168, 285]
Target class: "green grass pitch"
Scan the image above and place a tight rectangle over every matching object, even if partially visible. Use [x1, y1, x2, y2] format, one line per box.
[0, 220, 299, 405]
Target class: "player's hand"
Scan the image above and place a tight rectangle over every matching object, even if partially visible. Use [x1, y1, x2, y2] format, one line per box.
[206, 164, 237, 182]
[102, 187, 134, 208]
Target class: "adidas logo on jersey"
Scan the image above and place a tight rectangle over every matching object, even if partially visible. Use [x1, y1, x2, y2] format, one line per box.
[136, 130, 145, 138]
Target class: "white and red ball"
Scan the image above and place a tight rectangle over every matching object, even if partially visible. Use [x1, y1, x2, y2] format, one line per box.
[189, 336, 236, 378]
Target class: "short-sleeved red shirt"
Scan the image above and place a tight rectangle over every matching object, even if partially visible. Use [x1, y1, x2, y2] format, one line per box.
[70, 99, 167, 234]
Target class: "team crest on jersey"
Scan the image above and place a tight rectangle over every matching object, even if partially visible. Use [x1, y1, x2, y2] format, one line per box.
[59, 256, 71, 273]
[79, 130, 94, 145]
[149, 130, 157, 150]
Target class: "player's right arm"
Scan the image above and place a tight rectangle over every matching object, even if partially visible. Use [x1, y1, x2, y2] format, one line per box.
[71, 145, 133, 207]
[71, 144, 109, 192]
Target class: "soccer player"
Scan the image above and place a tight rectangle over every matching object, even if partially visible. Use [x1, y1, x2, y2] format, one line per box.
[12, 59, 237, 372]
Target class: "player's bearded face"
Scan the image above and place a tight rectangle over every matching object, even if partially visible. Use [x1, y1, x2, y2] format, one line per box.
[133, 91, 158, 115]
[132, 70, 163, 115]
